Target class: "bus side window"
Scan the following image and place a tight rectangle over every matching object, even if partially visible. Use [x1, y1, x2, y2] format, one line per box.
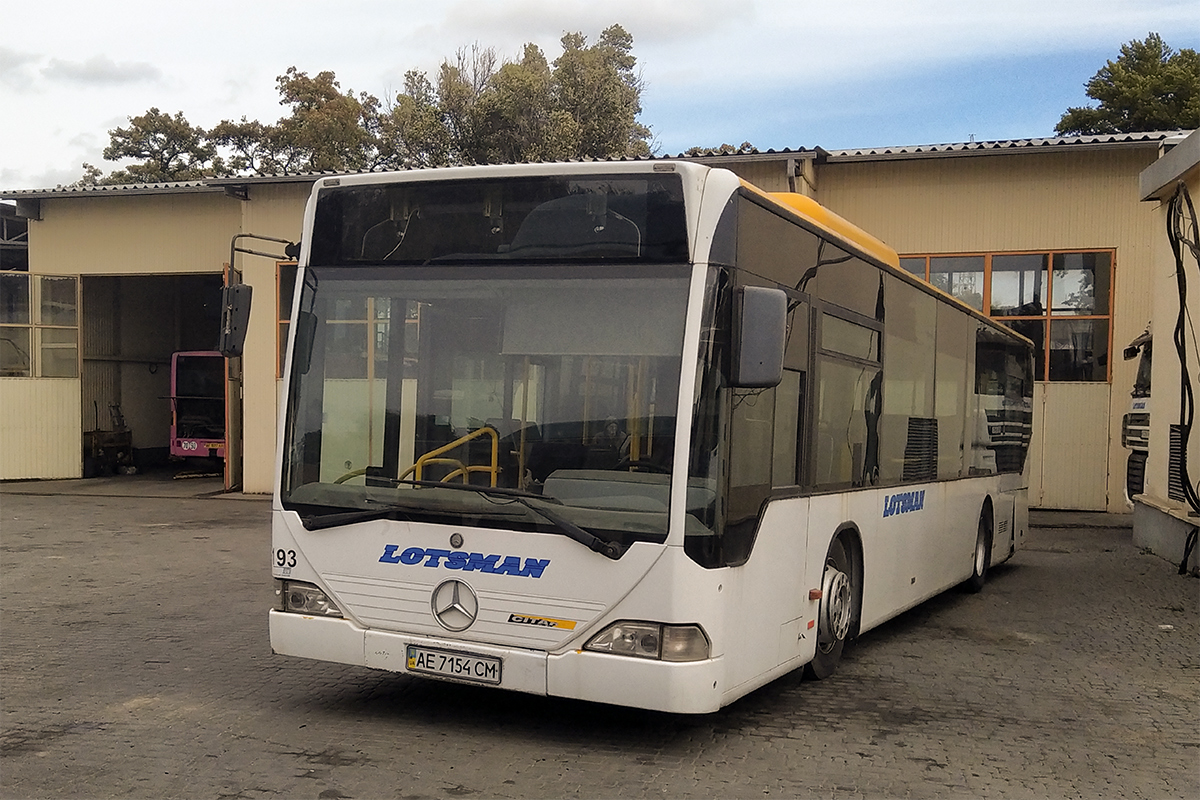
[725, 384, 775, 565]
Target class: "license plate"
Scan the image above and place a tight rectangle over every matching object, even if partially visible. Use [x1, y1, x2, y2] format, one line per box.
[405, 645, 502, 685]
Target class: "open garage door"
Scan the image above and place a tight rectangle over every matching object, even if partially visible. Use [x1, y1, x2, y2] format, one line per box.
[80, 274, 224, 479]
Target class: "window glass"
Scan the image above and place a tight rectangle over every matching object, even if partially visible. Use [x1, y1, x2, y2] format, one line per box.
[1048, 319, 1108, 381]
[0, 326, 31, 376]
[0, 273, 30, 324]
[1051, 252, 1110, 316]
[783, 298, 809, 371]
[39, 276, 77, 326]
[821, 313, 879, 361]
[815, 358, 882, 488]
[930, 256, 984, 311]
[730, 387, 774, 491]
[38, 328, 77, 378]
[811, 253, 884, 320]
[737, 200, 820, 287]
[935, 305, 972, 479]
[278, 264, 299, 376]
[991, 254, 1046, 317]
[312, 174, 689, 265]
[324, 321, 369, 379]
[904, 249, 1113, 383]
[899, 257, 926, 278]
[1001, 319, 1045, 382]
[772, 370, 803, 486]
[880, 278, 936, 484]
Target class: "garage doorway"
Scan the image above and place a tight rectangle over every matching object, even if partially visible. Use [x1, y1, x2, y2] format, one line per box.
[80, 274, 229, 480]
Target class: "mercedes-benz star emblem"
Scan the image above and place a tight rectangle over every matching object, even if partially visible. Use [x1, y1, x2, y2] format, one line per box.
[431, 579, 478, 632]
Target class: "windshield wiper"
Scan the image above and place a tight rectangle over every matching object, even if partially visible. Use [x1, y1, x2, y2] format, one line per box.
[378, 478, 627, 560]
[300, 502, 415, 531]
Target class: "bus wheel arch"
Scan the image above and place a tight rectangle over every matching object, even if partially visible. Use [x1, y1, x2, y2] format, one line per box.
[805, 525, 862, 680]
[965, 498, 994, 593]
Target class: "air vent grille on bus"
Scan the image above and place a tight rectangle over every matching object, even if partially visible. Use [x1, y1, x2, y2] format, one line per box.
[903, 417, 938, 482]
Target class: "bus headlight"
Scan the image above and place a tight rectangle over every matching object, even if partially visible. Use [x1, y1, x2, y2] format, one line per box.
[584, 621, 710, 662]
[275, 580, 342, 617]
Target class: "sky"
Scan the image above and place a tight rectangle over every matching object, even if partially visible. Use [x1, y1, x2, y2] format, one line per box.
[2, 0, 1198, 190]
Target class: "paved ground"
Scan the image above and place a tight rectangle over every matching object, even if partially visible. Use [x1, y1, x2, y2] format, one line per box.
[1, 480, 1197, 799]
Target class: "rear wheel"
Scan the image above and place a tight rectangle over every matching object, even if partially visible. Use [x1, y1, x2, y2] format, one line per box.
[965, 512, 992, 593]
[805, 537, 856, 680]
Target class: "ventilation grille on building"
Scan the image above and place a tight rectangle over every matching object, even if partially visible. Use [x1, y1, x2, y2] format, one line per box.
[1127, 450, 1148, 498]
[903, 418, 938, 482]
[1168, 425, 1187, 503]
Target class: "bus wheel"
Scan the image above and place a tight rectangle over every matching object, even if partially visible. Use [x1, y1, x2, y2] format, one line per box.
[965, 512, 992, 593]
[805, 537, 855, 680]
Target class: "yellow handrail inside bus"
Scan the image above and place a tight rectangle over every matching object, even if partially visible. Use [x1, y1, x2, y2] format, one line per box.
[399, 426, 500, 486]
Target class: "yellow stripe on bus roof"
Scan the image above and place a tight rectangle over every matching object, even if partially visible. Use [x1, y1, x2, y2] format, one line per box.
[738, 180, 900, 269]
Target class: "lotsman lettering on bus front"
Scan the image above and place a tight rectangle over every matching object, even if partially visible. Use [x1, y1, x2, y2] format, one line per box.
[378, 544, 550, 578]
[882, 490, 926, 518]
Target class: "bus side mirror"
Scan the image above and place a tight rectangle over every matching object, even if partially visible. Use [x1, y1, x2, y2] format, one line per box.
[732, 286, 786, 388]
[217, 284, 252, 358]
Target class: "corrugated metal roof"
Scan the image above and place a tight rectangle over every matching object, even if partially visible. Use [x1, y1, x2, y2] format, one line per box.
[3, 130, 1193, 198]
[822, 130, 1192, 162]
[1, 179, 224, 199]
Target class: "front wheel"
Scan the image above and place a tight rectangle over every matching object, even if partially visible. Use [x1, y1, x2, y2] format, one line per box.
[805, 537, 856, 680]
[964, 513, 992, 593]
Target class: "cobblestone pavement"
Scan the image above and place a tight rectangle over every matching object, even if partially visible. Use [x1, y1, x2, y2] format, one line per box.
[1, 488, 1197, 799]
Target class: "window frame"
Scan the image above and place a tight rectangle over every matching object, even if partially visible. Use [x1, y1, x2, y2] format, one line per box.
[0, 272, 80, 378]
[899, 249, 1115, 383]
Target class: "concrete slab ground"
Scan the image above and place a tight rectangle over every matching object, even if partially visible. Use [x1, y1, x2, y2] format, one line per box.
[1, 487, 1196, 799]
[0, 473, 263, 501]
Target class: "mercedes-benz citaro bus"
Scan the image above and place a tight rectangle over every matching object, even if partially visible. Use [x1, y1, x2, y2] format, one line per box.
[266, 161, 1034, 713]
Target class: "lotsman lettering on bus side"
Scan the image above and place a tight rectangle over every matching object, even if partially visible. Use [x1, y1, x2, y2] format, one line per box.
[378, 544, 550, 578]
[882, 490, 926, 518]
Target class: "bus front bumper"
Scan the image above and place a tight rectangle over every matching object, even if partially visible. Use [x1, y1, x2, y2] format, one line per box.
[269, 610, 725, 714]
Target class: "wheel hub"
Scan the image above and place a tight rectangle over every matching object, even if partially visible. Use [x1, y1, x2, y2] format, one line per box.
[820, 563, 853, 644]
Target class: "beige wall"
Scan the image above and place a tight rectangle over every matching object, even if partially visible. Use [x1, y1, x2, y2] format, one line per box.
[815, 148, 1162, 511]
[28, 192, 240, 275]
[0, 379, 81, 478]
[237, 183, 312, 494]
[1144, 165, 1200, 503]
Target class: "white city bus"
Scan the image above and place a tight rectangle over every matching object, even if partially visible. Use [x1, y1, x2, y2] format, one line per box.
[267, 161, 1034, 713]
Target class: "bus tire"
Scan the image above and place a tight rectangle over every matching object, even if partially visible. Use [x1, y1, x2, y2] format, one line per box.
[965, 511, 992, 593]
[805, 536, 855, 680]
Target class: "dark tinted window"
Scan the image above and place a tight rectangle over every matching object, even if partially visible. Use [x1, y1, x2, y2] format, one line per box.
[310, 174, 689, 266]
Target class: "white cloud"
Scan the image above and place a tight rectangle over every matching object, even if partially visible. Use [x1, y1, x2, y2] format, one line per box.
[41, 55, 161, 86]
[0, 46, 41, 90]
[1, 0, 1196, 189]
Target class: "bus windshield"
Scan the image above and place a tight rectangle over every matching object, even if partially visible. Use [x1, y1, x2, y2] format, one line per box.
[280, 263, 693, 549]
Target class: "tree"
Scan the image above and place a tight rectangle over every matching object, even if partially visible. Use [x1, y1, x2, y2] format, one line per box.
[1055, 33, 1200, 136]
[377, 70, 453, 169]
[271, 68, 379, 172]
[683, 142, 757, 156]
[80, 25, 654, 184]
[101, 108, 219, 183]
[552, 25, 651, 159]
